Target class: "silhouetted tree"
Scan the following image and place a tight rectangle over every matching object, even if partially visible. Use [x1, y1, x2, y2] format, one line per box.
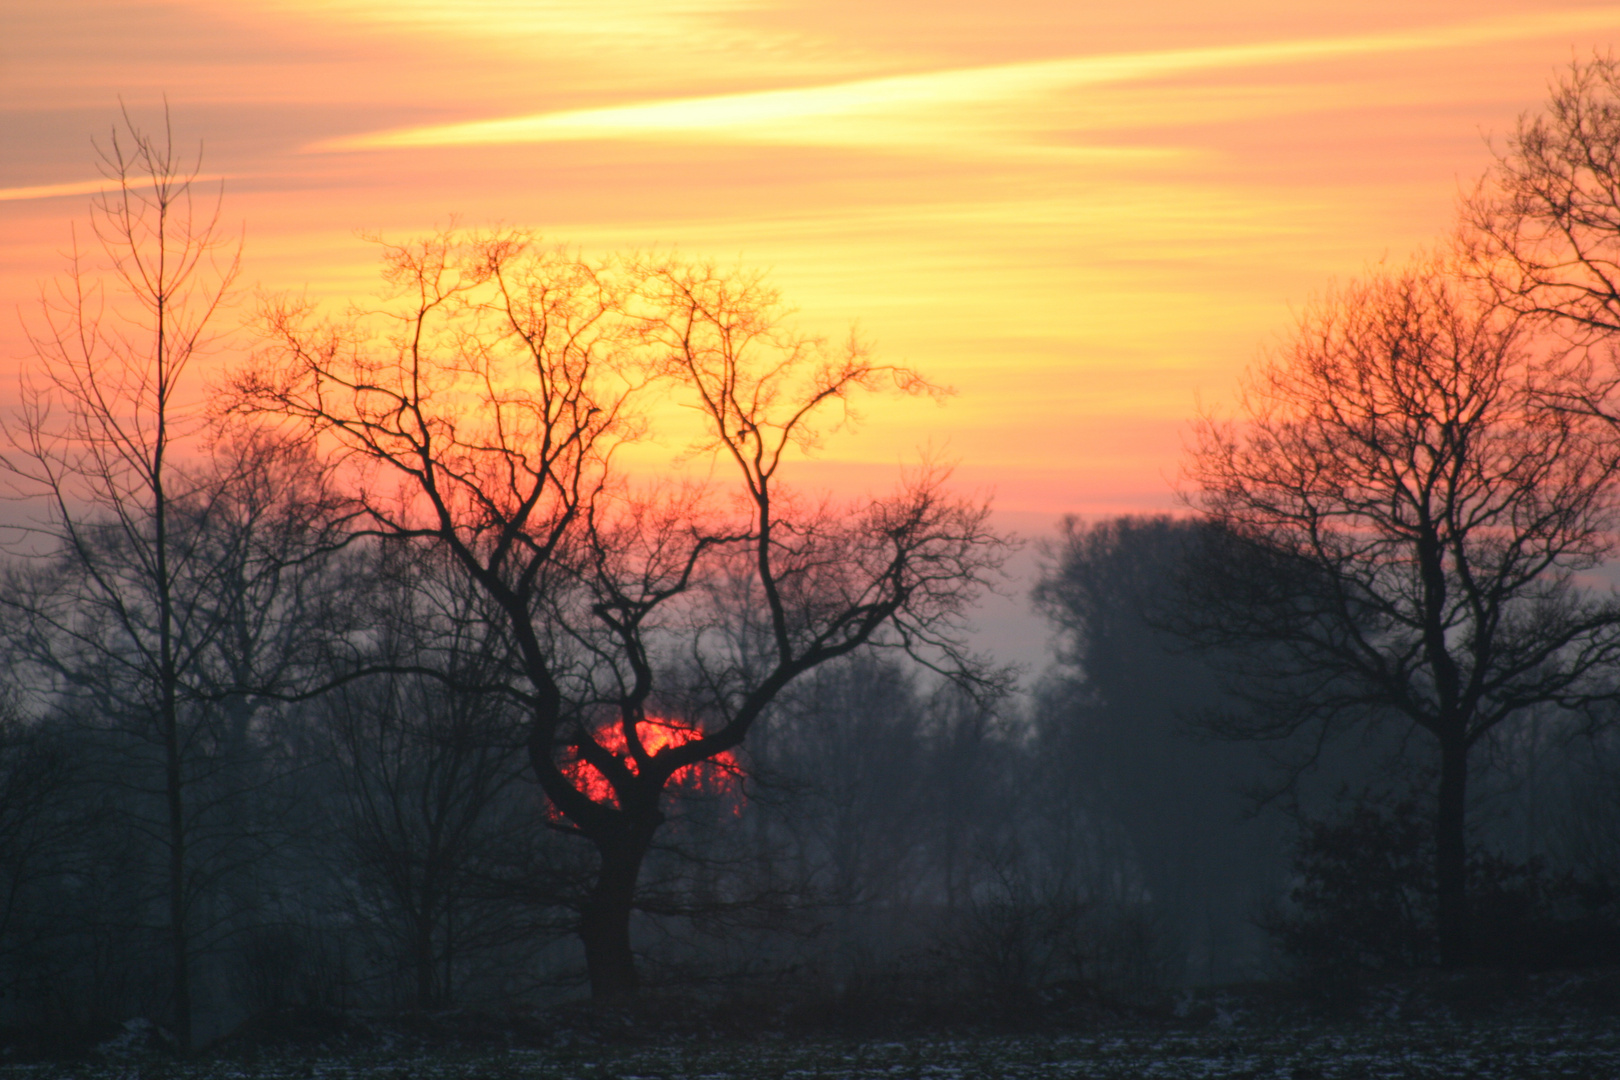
[0, 110, 241, 1048]
[1033, 515, 1286, 982]
[239, 232, 1008, 1001]
[1179, 262, 1620, 967]
[1464, 53, 1620, 347]
[0, 112, 355, 1045]
[0, 691, 87, 1006]
[322, 545, 546, 1009]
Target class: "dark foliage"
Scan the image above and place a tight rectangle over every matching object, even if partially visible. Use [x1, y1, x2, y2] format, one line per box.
[1032, 515, 1294, 984]
[1267, 793, 1620, 981]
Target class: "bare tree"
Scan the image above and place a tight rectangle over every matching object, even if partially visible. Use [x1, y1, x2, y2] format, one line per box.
[1463, 54, 1620, 347]
[1179, 262, 1620, 967]
[239, 232, 1007, 1001]
[321, 544, 543, 1009]
[0, 110, 240, 1048]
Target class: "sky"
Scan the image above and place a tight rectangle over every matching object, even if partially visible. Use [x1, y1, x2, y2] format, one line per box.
[3, 0, 1619, 667]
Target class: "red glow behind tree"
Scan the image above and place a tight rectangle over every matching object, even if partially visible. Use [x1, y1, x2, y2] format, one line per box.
[242, 233, 1008, 1002]
[558, 718, 744, 815]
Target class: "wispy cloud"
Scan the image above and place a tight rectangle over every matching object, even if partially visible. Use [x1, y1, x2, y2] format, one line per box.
[310, 8, 1620, 154]
[0, 175, 232, 203]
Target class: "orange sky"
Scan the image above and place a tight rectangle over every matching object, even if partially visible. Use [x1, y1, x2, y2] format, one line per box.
[4, 0, 1619, 663]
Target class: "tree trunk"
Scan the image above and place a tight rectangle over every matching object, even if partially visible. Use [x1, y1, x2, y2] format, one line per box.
[163, 705, 192, 1051]
[1435, 736, 1470, 967]
[580, 824, 655, 1003]
[414, 912, 437, 1009]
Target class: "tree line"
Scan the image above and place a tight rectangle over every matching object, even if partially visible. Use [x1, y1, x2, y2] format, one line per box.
[8, 57, 1620, 1049]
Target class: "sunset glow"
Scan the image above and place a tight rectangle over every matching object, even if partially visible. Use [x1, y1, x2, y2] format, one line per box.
[560, 718, 745, 813]
[5, 0, 1620, 665]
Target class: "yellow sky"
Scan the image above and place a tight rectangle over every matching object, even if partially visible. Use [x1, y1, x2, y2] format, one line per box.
[3, 0, 1617, 534]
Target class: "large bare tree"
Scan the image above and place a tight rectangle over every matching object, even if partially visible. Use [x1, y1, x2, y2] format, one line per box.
[1180, 263, 1620, 966]
[239, 232, 1006, 1001]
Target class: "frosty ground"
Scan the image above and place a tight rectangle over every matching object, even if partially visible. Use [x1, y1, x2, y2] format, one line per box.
[3, 1020, 1617, 1080]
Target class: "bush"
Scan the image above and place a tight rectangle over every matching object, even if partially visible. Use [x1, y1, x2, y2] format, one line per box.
[1266, 794, 1620, 978]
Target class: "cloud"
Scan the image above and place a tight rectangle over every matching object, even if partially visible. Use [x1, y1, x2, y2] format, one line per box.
[309, 8, 1620, 154]
[0, 175, 231, 203]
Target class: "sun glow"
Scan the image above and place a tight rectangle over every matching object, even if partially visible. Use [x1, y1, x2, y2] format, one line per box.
[559, 717, 745, 814]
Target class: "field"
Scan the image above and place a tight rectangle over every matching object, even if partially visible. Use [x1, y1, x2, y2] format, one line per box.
[3, 1020, 1617, 1080]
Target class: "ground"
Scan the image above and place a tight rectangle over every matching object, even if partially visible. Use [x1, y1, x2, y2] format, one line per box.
[3, 1021, 1618, 1080]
